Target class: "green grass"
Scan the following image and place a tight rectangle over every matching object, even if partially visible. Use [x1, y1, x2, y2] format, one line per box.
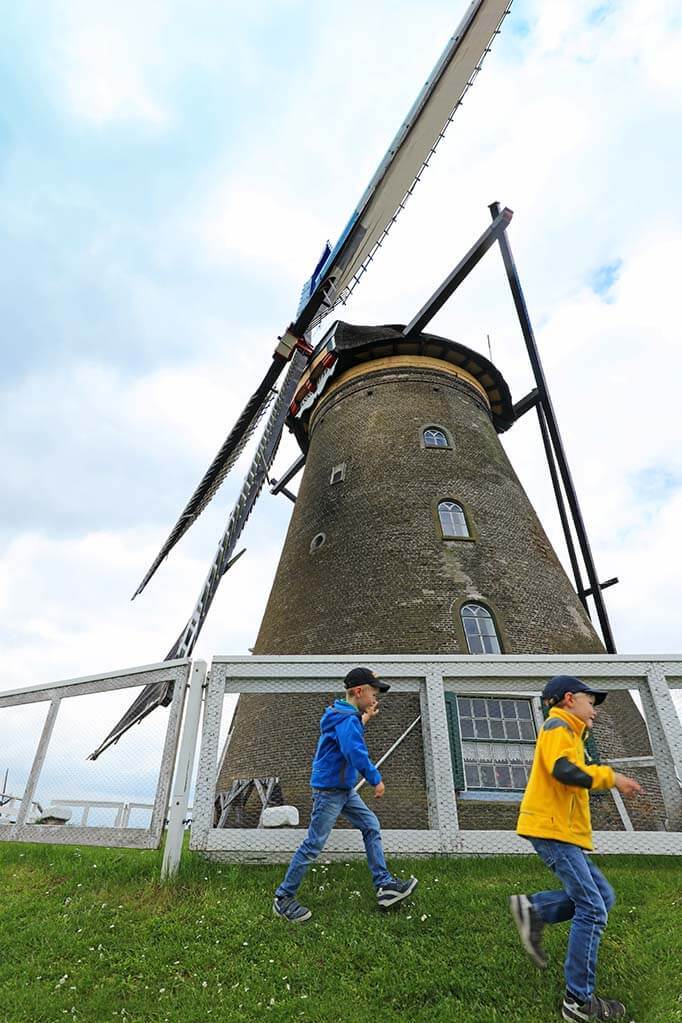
[0, 841, 680, 1023]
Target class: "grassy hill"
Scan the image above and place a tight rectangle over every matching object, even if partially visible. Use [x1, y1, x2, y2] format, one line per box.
[1, 841, 680, 1022]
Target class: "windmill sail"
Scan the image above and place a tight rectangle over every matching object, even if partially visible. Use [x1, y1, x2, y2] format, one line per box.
[292, 0, 512, 332]
[133, 355, 282, 598]
[89, 352, 308, 759]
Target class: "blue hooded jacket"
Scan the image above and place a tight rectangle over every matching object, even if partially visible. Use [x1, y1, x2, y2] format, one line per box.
[310, 700, 382, 789]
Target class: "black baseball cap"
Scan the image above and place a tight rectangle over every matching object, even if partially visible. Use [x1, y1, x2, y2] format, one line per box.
[343, 667, 391, 693]
[542, 675, 608, 708]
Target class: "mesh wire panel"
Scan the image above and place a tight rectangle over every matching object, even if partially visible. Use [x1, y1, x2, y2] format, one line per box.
[31, 686, 171, 828]
[0, 703, 52, 822]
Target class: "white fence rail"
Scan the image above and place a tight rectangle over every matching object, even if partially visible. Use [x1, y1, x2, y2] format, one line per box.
[190, 655, 682, 861]
[2, 654, 681, 875]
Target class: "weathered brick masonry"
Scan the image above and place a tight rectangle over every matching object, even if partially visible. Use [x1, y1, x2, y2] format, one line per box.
[219, 323, 663, 832]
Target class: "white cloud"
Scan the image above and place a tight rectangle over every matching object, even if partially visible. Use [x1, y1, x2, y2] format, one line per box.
[44, 0, 171, 126]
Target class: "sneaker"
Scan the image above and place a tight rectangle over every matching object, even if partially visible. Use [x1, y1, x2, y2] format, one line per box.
[561, 992, 627, 1021]
[509, 894, 547, 968]
[272, 895, 312, 923]
[376, 875, 418, 909]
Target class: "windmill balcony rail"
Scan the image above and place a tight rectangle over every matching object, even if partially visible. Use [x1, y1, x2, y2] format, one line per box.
[192, 654, 682, 862]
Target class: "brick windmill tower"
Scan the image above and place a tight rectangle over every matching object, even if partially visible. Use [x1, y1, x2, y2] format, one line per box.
[92, 0, 666, 834]
[218, 315, 661, 830]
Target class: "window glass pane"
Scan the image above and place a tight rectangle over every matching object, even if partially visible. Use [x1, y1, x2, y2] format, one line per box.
[517, 702, 533, 719]
[472, 699, 486, 717]
[481, 635, 500, 653]
[474, 719, 490, 739]
[439, 501, 469, 538]
[487, 700, 502, 718]
[519, 720, 535, 740]
[457, 698, 472, 716]
[495, 765, 512, 788]
[464, 764, 479, 787]
[479, 765, 496, 788]
[490, 718, 505, 739]
[504, 719, 521, 740]
[501, 701, 517, 718]
[512, 766, 528, 788]
[424, 429, 448, 447]
[460, 718, 474, 739]
[468, 635, 485, 654]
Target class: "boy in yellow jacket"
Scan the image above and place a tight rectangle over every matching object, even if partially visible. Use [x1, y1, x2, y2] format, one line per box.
[510, 675, 642, 1022]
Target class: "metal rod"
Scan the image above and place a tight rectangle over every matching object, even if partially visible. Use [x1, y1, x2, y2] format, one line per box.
[512, 387, 540, 420]
[270, 453, 305, 494]
[272, 485, 296, 504]
[403, 207, 513, 336]
[354, 715, 422, 792]
[489, 201, 616, 653]
[536, 402, 587, 610]
[581, 577, 619, 599]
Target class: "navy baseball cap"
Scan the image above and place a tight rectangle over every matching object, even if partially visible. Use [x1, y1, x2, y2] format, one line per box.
[542, 675, 607, 708]
[343, 667, 391, 693]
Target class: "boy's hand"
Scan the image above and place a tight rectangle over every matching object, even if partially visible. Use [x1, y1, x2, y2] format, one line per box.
[362, 705, 379, 726]
[374, 781, 385, 799]
[613, 772, 643, 797]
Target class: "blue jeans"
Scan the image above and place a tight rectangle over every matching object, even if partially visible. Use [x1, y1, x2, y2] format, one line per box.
[275, 787, 393, 898]
[529, 838, 616, 1002]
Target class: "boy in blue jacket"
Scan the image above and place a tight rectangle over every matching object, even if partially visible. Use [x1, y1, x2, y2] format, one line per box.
[273, 666, 418, 923]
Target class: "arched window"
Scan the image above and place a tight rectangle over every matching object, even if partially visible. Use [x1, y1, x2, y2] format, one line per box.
[461, 603, 501, 654]
[438, 500, 469, 538]
[423, 427, 448, 448]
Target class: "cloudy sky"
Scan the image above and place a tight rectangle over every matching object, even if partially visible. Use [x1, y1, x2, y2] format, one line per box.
[1, 0, 681, 806]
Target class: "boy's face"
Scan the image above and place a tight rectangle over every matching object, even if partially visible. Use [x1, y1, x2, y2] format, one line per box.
[348, 684, 381, 712]
[563, 691, 597, 729]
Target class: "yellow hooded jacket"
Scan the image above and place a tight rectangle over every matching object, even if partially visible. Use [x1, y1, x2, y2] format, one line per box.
[516, 706, 615, 850]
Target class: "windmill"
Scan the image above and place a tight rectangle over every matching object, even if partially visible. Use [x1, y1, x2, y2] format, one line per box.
[90, 0, 646, 834]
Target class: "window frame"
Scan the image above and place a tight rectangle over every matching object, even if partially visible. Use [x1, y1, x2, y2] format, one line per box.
[420, 424, 452, 450]
[445, 692, 544, 797]
[329, 462, 346, 485]
[459, 601, 503, 654]
[437, 499, 472, 540]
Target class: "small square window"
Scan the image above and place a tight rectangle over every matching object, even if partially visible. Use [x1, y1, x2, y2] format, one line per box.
[330, 462, 346, 485]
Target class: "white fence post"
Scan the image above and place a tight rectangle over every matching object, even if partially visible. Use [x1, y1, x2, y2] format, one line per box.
[161, 661, 207, 880]
[14, 699, 60, 830]
[419, 669, 459, 850]
[641, 665, 682, 829]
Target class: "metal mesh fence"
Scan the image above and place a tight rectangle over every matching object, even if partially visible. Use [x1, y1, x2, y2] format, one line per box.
[30, 686, 171, 830]
[190, 656, 682, 862]
[0, 660, 191, 849]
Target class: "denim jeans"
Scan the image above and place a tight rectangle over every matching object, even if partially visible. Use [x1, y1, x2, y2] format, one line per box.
[529, 837, 616, 1002]
[275, 787, 393, 898]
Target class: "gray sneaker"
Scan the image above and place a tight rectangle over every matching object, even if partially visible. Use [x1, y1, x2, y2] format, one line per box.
[561, 992, 627, 1021]
[376, 875, 418, 909]
[509, 894, 546, 968]
[273, 895, 312, 923]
